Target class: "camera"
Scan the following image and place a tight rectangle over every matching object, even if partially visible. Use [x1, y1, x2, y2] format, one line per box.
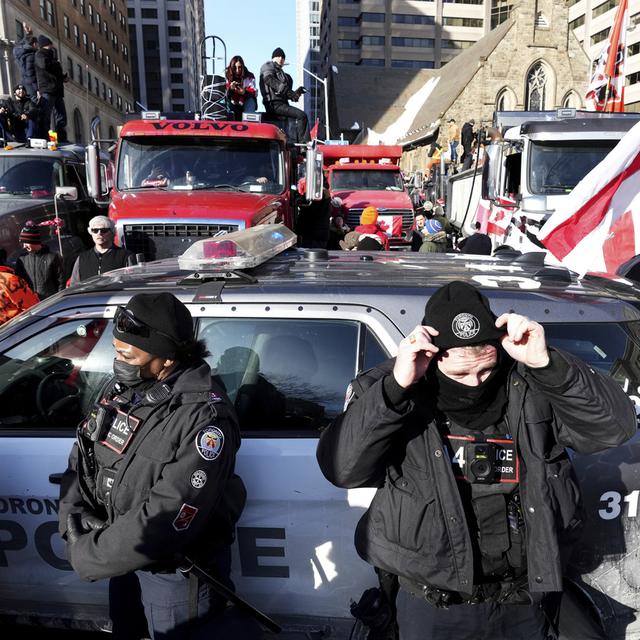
[83, 402, 118, 442]
[465, 442, 496, 483]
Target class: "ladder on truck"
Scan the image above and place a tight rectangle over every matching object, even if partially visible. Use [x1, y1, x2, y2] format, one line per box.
[199, 36, 228, 121]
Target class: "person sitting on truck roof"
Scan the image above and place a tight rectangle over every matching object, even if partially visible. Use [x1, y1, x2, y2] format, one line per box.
[354, 206, 389, 251]
[225, 55, 257, 121]
[4, 84, 38, 142]
[259, 48, 309, 144]
[69, 216, 136, 285]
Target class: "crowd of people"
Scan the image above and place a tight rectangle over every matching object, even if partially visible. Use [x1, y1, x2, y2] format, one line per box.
[2, 23, 69, 143]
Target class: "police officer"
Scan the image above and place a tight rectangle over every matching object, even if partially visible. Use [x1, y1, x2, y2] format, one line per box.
[317, 281, 636, 640]
[59, 292, 248, 639]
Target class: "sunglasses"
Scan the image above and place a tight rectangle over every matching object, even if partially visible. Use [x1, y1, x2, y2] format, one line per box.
[114, 306, 181, 345]
[90, 227, 112, 234]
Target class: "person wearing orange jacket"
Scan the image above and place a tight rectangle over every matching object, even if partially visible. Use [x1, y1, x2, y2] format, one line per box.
[0, 248, 39, 326]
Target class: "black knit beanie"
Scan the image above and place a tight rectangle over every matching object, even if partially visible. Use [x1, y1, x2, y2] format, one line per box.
[19, 224, 42, 244]
[422, 281, 505, 350]
[113, 292, 194, 359]
[37, 35, 53, 47]
[272, 47, 286, 59]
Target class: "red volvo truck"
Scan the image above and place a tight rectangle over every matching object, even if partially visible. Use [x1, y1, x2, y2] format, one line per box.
[85, 114, 323, 261]
[322, 144, 415, 248]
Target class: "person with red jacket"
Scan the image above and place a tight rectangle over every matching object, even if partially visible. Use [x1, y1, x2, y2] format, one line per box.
[225, 55, 257, 121]
[354, 206, 390, 251]
[0, 248, 39, 325]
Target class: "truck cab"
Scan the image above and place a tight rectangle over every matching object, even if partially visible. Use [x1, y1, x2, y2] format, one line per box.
[323, 144, 415, 248]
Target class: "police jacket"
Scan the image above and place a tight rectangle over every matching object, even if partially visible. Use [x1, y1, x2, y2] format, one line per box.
[14, 246, 64, 300]
[58, 362, 246, 581]
[259, 60, 298, 108]
[35, 47, 65, 96]
[69, 246, 136, 285]
[317, 349, 636, 595]
[13, 37, 37, 91]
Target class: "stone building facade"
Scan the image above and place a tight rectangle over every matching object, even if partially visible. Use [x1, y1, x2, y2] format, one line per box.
[400, 0, 590, 172]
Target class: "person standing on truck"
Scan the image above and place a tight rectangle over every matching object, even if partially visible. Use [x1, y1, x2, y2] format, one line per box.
[460, 120, 475, 166]
[447, 118, 461, 168]
[13, 23, 39, 107]
[259, 47, 310, 143]
[59, 293, 253, 639]
[14, 224, 64, 300]
[69, 216, 136, 285]
[317, 280, 636, 640]
[35, 35, 68, 143]
[225, 55, 257, 121]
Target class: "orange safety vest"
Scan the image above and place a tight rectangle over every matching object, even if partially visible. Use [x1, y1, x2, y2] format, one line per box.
[0, 266, 39, 325]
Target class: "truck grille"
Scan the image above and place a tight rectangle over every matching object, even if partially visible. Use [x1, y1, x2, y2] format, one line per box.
[346, 208, 414, 232]
[123, 223, 239, 261]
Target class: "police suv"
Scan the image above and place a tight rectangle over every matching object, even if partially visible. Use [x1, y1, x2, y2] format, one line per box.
[0, 226, 638, 637]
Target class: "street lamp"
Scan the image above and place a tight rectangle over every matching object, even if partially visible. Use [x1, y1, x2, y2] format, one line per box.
[303, 67, 334, 140]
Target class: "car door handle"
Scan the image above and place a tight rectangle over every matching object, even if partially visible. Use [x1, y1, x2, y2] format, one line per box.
[49, 473, 64, 485]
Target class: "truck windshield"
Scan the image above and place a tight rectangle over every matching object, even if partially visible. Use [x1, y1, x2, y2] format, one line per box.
[528, 140, 617, 195]
[331, 169, 404, 191]
[0, 157, 63, 196]
[117, 136, 285, 194]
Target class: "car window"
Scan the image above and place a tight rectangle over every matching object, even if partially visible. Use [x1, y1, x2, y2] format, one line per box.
[0, 318, 113, 429]
[543, 321, 640, 391]
[198, 318, 359, 433]
[363, 326, 390, 371]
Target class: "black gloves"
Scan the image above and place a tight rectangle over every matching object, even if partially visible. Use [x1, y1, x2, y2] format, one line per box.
[67, 512, 107, 543]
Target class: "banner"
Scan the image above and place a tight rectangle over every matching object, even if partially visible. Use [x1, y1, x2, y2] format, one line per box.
[585, 0, 629, 112]
[539, 121, 640, 276]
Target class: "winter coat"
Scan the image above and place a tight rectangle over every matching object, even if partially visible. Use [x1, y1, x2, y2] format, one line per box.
[14, 246, 64, 299]
[59, 363, 246, 581]
[13, 37, 37, 90]
[6, 95, 37, 122]
[0, 265, 39, 325]
[317, 350, 636, 595]
[259, 60, 299, 108]
[354, 223, 389, 250]
[35, 47, 65, 96]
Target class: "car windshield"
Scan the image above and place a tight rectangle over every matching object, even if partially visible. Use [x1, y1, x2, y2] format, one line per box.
[117, 136, 285, 194]
[331, 169, 404, 191]
[543, 321, 640, 395]
[528, 140, 617, 195]
[0, 157, 63, 197]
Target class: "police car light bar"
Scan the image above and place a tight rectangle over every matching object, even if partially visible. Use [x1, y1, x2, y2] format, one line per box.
[178, 224, 297, 271]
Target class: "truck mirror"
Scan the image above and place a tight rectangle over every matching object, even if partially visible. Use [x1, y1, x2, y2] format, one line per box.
[305, 148, 324, 202]
[85, 143, 101, 200]
[482, 144, 502, 202]
[55, 186, 78, 201]
[99, 163, 110, 197]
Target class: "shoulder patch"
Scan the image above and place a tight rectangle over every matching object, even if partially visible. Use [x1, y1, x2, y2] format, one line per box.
[195, 426, 224, 461]
[172, 503, 199, 531]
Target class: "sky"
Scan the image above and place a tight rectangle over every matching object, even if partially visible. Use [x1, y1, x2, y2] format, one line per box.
[204, 0, 299, 91]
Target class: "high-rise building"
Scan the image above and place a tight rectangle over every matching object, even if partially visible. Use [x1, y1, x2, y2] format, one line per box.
[296, 0, 323, 134]
[126, 0, 205, 113]
[0, 0, 134, 142]
[319, 0, 640, 110]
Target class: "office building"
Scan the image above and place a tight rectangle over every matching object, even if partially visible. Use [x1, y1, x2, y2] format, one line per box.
[1, 0, 134, 141]
[126, 0, 205, 113]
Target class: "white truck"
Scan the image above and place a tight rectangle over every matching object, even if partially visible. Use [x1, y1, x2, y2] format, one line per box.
[447, 110, 640, 252]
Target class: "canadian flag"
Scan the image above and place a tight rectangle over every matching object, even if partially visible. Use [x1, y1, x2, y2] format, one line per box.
[474, 198, 491, 233]
[539, 121, 640, 276]
[378, 215, 404, 237]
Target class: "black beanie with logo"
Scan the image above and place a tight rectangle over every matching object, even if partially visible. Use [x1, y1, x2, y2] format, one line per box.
[422, 281, 505, 350]
[113, 292, 194, 359]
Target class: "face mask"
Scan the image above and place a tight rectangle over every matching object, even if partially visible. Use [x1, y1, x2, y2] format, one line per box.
[113, 358, 144, 388]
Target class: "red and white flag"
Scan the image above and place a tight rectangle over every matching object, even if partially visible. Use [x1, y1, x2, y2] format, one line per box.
[539, 121, 640, 276]
[585, 0, 629, 112]
[310, 118, 320, 141]
[474, 198, 491, 233]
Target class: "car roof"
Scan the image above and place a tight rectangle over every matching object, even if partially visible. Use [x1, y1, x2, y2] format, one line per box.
[23, 250, 640, 338]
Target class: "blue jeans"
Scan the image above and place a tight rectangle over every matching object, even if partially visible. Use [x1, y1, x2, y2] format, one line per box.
[40, 93, 67, 142]
[450, 140, 459, 164]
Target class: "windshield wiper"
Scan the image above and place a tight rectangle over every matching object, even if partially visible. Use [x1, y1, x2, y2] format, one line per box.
[189, 183, 243, 192]
[543, 185, 574, 193]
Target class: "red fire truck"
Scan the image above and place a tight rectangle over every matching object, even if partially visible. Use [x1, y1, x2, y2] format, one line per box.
[86, 114, 323, 261]
[322, 144, 415, 248]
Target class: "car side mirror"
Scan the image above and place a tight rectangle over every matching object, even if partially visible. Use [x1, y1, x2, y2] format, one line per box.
[55, 186, 78, 201]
